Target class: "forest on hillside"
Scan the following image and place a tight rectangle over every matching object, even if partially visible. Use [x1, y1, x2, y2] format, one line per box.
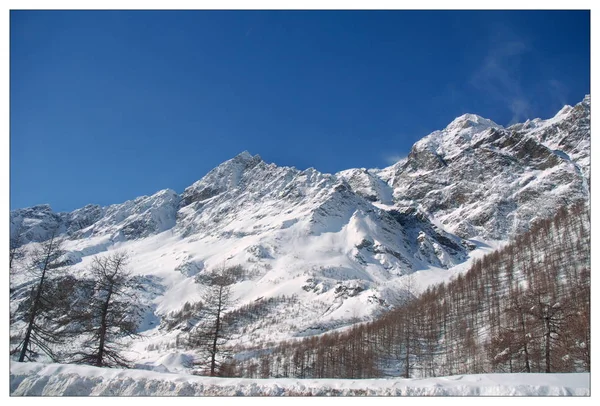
[226, 203, 590, 379]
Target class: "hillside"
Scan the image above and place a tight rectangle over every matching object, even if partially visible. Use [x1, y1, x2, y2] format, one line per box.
[232, 202, 590, 379]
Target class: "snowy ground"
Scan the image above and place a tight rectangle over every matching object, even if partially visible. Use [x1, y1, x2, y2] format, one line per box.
[10, 362, 589, 396]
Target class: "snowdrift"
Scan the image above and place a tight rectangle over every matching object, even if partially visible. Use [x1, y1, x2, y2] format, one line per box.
[10, 362, 589, 396]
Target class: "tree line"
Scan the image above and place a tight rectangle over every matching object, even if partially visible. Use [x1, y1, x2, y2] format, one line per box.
[227, 202, 590, 378]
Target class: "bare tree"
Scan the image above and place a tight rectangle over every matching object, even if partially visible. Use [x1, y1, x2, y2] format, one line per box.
[13, 229, 70, 362]
[189, 266, 237, 376]
[70, 251, 143, 368]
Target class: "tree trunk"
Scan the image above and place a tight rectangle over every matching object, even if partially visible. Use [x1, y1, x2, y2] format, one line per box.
[210, 285, 224, 376]
[96, 287, 113, 367]
[404, 319, 411, 378]
[520, 312, 531, 373]
[18, 238, 55, 362]
[545, 316, 551, 373]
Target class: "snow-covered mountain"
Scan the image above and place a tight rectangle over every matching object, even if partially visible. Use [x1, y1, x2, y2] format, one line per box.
[10, 95, 590, 367]
[375, 95, 590, 240]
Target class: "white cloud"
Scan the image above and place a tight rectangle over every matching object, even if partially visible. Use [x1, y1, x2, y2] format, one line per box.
[547, 78, 569, 108]
[383, 153, 407, 166]
[470, 28, 533, 125]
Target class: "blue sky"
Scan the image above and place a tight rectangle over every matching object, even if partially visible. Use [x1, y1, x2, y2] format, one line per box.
[10, 10, 590, 212]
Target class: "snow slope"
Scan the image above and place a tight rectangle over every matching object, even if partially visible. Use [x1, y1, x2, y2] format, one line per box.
[10, 362, 590, 396]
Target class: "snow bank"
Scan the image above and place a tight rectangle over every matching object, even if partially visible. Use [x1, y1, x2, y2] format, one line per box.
[10, 362, 589, 396]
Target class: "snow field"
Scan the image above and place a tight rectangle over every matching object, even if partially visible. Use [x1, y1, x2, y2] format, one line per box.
[10, 362, 590, 396]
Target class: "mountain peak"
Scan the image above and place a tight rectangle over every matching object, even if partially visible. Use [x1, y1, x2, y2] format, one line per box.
[554, 104, 573, 118]
[234, 150, 261, 162]
[445, 113, 502, 132]
[180, 151, 265, 207]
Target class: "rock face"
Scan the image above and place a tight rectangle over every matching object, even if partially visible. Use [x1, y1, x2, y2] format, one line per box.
[9, 95, 590, 346]
[10, 204, 65, 243]
[11, 190, 180, 243]
[375, 97, 590, 240]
